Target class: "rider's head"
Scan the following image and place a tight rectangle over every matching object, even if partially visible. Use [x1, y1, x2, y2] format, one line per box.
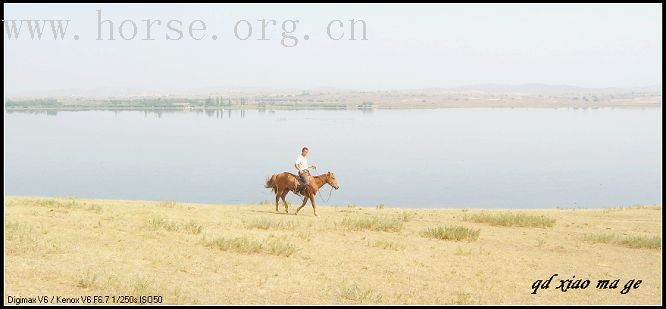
[301, 147, 309, 156]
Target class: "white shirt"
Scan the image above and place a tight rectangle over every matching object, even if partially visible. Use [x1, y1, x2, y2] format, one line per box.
[295, 155, 309, 171]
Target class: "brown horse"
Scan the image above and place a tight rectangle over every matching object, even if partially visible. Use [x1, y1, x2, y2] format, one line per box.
[264, 171, 339, 216]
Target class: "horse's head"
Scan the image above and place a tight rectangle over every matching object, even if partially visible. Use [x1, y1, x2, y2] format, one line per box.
[326, 172, 340, 189]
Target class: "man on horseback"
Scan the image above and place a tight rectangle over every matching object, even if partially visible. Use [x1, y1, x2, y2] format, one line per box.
[295, 147, 316, 193]
[264, 149, 338, 216]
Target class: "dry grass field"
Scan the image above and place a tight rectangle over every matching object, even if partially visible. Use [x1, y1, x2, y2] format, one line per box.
[3, 196, 662, 305]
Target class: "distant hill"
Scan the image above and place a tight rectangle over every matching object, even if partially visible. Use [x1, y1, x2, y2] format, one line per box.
[446, 83, 662, 95]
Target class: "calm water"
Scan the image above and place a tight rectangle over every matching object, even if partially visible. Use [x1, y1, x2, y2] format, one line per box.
[4, 108, 662, 208]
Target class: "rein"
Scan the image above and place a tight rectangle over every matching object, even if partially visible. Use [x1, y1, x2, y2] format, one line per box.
[312, 167, 333, 203]
[320, 186, 333, 203]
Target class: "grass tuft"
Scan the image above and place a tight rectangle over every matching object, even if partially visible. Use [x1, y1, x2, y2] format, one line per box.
[265, 239, 299, 257]
[452, 292, 477, 305]
[5, 221, 40, 253]
[206, 237, 297, 257]
[183, 220, 204, 234]
[340, 216, 403, 232]
[148, 217, 203, 234]
[77, 271, 98, 289]
[583, 233, 661, 249]
[132, 277, 155, 296]
[148, 217, 180, 232]
[464, 212, 555, 228]
[340, 283, 378, 303]
[159, 200, 177, 208]
[421, 226, 480, 242]
[398, 212, 413, 222]
[243, 218, 296, 230]
[369, 240, 404, 250]
[85, 204, 103, 214]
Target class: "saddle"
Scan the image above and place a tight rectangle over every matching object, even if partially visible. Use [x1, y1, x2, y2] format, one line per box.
[294, 172, 313, 196]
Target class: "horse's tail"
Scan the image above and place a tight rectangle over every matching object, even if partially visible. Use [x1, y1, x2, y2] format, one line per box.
[264, 174, 278, 193]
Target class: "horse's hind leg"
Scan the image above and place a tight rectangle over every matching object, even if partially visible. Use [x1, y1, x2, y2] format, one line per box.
[281, 192, 289, 214]
[295, 196, 309, 215]
[275, 192, 280, 212]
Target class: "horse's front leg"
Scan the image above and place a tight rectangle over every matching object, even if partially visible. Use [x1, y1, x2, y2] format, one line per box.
[295, 196, 309, 215]
[310, 194, 318, 217]
[275, 193, 280, 212]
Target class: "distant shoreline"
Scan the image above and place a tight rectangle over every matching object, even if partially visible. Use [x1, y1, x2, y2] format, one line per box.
[5, 88, 661, 111]
[4, 102, 662, 112]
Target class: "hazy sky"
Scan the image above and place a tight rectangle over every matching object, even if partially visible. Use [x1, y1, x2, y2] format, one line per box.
[3, 4, 662, 96]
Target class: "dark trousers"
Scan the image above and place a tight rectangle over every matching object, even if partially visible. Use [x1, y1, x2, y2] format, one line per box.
[299, 170, 311, 186]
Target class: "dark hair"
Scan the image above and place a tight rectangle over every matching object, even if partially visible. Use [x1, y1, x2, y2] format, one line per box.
[302, 147, 309, 151]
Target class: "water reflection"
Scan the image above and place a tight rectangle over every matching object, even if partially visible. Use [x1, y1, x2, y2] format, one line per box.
[6, 108, 263, 119]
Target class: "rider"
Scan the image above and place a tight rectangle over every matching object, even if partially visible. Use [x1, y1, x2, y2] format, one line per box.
[295, 147, 316, 193]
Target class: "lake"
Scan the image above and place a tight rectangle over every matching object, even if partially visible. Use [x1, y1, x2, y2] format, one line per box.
[4, 108, 662, 208]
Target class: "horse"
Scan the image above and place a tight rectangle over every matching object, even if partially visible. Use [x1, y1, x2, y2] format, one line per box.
[264, 171, 339, 216]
